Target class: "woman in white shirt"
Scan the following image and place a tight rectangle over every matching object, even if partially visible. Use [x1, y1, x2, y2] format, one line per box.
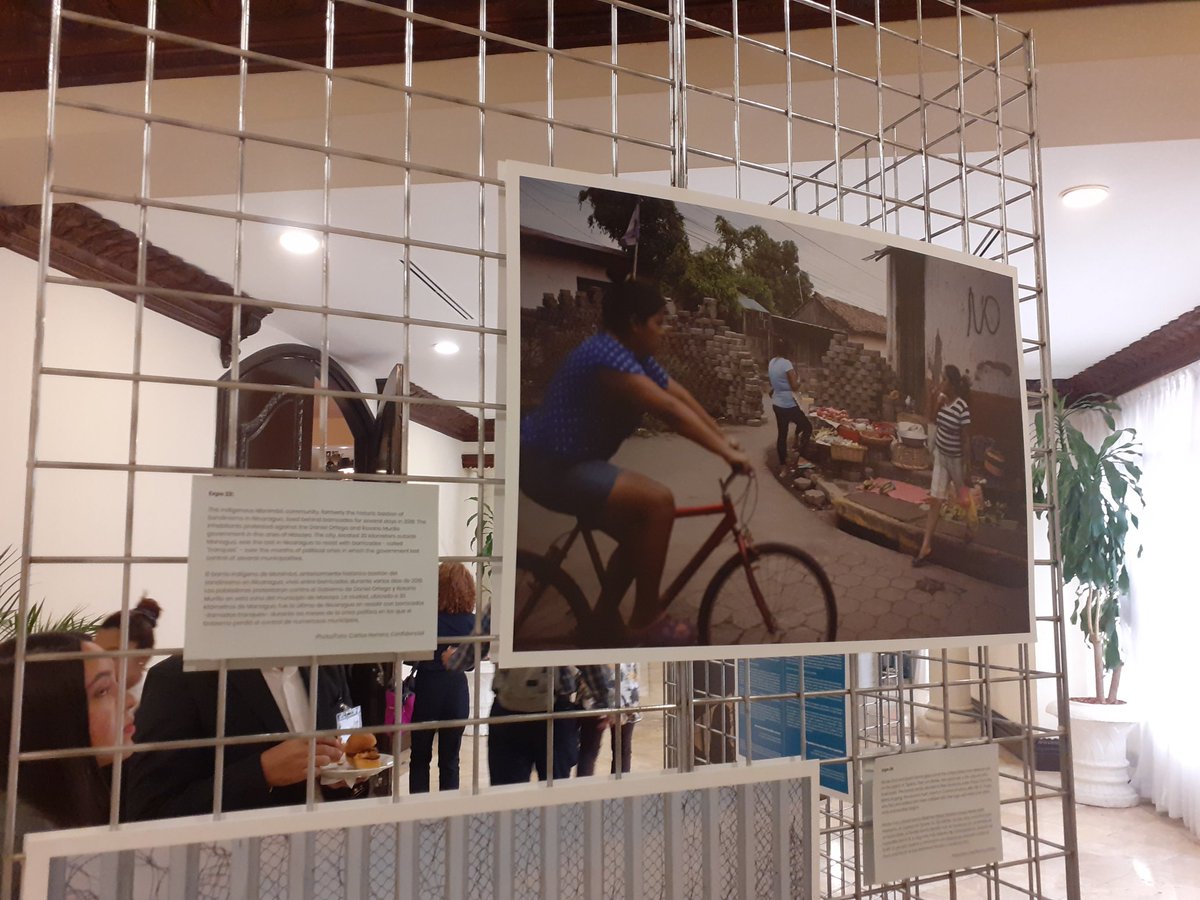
[767, 339, 812, 475]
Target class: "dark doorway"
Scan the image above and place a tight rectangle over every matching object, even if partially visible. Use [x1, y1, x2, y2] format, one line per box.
[214, 344, 377, 473]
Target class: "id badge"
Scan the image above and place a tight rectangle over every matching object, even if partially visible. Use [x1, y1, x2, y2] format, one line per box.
[336, 705, 363, 737]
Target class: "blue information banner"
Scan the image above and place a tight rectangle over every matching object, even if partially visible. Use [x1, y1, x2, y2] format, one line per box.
[737, 655, 849, 796]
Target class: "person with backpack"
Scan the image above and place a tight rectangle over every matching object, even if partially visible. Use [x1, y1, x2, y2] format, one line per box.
[487, 665, 614, 785]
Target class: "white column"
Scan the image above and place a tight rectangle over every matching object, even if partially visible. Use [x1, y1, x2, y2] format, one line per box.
[919, 648, 981, 740]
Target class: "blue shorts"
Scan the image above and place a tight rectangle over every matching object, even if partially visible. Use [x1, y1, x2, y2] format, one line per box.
[520, 446, 620, 525]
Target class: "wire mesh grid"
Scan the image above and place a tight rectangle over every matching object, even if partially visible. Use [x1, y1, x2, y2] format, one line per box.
[312, 829, 346, 899]
[600, 798, 625, 900]
[753, 781, 781, 897]
[556, 802, 587, 900]
[257, 835, 290, 900]
[679, 789, 706, 898]
[130, 848, 171, 900]
[415, 818, 446, 900]
[366, 823, 396, 900]
[511, 808, 543, 900]
[4, 1, 1076, 898]
[789, 779, 812, 898]
[465, 814, 496, 900]
[718, 784, 740, 898]
[195, 843, 233, 899]
[639, 794, 668, 899]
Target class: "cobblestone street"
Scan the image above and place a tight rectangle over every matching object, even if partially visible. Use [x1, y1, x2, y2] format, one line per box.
[516, 414, 1030, 648]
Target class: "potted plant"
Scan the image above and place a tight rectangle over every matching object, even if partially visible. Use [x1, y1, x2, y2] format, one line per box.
[1033, 394, 1144, 806]
[0, 545, 106, 641]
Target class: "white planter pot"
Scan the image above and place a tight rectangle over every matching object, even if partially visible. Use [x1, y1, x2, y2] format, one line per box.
[1049, 700, 1139, 808]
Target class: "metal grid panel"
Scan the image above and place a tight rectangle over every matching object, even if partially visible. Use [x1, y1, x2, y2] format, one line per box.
[4, 1, 1076, 898]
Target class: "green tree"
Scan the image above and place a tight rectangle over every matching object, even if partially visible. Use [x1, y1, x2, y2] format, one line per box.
[674, 245, 740, 316]
[577, 188, 689, 287]
[1032, 394, 1143, 702]
[713, 216, 806, 317]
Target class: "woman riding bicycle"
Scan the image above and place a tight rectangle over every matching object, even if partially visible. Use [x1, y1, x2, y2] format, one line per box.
[520, 278, 751, 643]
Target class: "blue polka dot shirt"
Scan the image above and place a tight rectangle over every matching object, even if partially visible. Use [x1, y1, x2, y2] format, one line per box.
[522, 333, 669, 464]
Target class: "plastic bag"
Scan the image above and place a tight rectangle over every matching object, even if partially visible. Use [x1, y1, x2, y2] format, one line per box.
[959, 484, 982, 536]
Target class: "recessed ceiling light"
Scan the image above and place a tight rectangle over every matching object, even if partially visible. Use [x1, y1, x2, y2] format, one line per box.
[433, 341, 460, 356]
[1059, 185, 1109, 209]
[279, 229, 321, 254]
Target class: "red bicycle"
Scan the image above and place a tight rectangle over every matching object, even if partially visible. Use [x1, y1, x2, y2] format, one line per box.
[513, 471, 837, 650]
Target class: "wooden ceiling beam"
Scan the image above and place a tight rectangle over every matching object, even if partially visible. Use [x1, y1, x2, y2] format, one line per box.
[0, 201, 270, 366]
[1, 0, 1136, 94]
[1055, 305, 1200, 401]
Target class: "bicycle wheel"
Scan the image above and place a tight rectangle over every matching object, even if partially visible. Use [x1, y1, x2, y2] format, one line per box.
[512, 550, 593, 652]
[698, 542, 837, 646]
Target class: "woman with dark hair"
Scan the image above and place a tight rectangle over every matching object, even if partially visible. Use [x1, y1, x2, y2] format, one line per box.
[521, 278, 750, 643]
[767, 336, 813, 476]
[92, 595, 162, 690]
[0, 632, 136, 842]
[407, 563, 478, 793]
[914, 364, 972, 566]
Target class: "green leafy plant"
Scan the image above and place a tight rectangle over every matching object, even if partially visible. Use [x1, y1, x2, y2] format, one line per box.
[0, 545, 107, 642]
[466, 498, 494, 560]
[466, 498, 495, 602]
[1033, 394, 1143, 703]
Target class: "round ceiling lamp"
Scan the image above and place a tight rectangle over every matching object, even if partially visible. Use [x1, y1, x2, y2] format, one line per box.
[433, 341, 460, 356]
[278, 229, 321, 254]
[1059, 184, 1109, 209]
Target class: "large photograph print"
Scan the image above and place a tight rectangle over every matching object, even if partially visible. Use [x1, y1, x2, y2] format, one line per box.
[501, 162, 1033, 664]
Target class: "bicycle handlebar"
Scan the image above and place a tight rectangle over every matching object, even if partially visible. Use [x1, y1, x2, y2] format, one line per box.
[721, 467, 753, 494]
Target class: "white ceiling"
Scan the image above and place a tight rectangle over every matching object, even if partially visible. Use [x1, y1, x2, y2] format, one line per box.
[94, 131, 1199, 404]
[1039, 138, 1200, 378]
[8, 3, 1199, 397]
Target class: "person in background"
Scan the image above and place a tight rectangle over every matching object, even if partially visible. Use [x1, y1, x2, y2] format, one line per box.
[408, 563, 478, 793]
[439, 610, 615, 784]
[914, 364, 972, 567]
[126, 659, 352, 819]
[92, 595, 162, 693]
[487, 665, 614, 785]
[576, 662, 640, 776]
[0, 633, 136, 846]
[767, 337, 813, 476]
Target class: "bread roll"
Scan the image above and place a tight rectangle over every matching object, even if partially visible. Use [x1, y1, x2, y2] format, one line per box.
[344, 732, 377, 755]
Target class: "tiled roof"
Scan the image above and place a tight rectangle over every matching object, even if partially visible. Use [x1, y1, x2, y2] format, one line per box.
[0, 202, 496, 445]
[1056, 304, 1200, 401]
[813, 293, 887, 336]
[0, 202, 271, 366]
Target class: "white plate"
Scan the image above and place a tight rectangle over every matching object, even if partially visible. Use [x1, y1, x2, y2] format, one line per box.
[319, 752, 395, 780]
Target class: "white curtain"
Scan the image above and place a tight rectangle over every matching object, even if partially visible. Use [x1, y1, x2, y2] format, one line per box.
[1113, 360, 1200, 833]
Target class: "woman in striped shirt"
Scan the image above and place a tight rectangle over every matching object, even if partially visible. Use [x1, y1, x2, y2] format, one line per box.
[914, 364, 972, 567]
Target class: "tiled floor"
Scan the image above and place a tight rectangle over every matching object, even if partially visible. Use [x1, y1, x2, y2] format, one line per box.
[422, 666, 1199, 898]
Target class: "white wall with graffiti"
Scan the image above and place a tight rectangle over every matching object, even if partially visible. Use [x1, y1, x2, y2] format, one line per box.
[922, 256, 1021, 400]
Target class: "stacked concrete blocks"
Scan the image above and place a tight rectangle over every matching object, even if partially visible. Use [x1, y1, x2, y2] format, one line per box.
[808, 333, 897, 419]
[658, 309, 765, 425]
[520, 289, 765, 425]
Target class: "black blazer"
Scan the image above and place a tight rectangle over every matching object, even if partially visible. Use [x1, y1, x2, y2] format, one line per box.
[125, 656, 353, 821]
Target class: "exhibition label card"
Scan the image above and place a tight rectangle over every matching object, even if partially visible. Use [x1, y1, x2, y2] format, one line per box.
[865, 744, 1002, 884]
[184, 476, 438, 666]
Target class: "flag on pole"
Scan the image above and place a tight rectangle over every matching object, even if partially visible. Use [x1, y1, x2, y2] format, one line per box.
[620, 200, 641, 248]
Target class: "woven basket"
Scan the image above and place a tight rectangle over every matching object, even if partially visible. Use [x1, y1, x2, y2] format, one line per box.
[892, 444, 931, 471]
[830, 442, 867, 463]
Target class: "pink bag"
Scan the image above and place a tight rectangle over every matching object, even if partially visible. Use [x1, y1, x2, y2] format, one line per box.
[399, 674, 417, 724]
